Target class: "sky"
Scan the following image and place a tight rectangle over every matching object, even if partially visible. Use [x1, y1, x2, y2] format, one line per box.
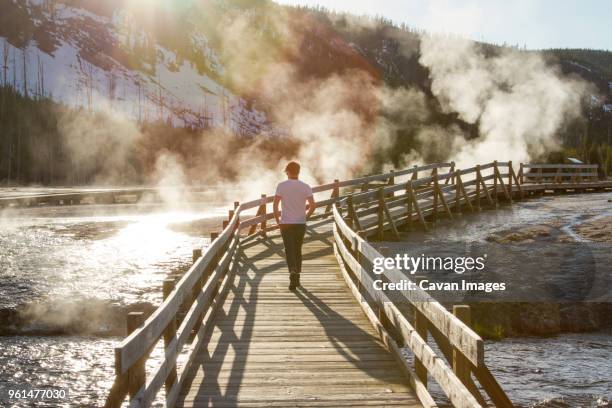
[274, 0, 611, 51]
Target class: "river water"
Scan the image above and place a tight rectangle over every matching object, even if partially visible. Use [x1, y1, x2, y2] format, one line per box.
[0, 201, 228, 407]
[388, 191, 612, 407]
[0, 192, 610, 407]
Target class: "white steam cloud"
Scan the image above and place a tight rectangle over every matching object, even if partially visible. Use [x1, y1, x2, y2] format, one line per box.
[58, 108, 142, 185]
[45, 7, 592, 206]
[418, 36, 589, 167]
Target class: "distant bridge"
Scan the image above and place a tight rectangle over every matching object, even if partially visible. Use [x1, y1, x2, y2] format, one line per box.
[104, 161, 610, 407]
[0, 186, 219, 208]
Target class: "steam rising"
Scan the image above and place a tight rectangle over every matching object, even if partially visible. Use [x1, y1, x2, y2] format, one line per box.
[40, 7, 591, 203]
[151, 151, 193, 209]
[58, 108, 142, 184]
[418, 36, 589, 166]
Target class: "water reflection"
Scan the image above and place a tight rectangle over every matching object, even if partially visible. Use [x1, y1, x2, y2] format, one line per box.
[0, 203, 225, 406]
[0, 205, 225, 309]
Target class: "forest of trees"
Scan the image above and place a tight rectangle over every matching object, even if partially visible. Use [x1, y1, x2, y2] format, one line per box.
[0, 86, 64, 185]
[0, 85, 301, 186]
[1, 80, 608, 186]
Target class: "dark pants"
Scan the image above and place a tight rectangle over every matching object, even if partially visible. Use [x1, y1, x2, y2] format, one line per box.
[280, 224, 306, 274]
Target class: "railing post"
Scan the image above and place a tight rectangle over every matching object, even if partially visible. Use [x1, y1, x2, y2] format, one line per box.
[493, 161, 499, 207]
[414, 309, 428, 386]
[455, 169, 461, 214]
[387, 170, 395, 199]
[163, 280, 178, 393]
[432, 167, 438, 223]
[346, 195, 354, 229]
[507, 161, 513, 204]
[260, 194, 267, 237]
[432, 167, 452, 219]
[210, 232, 219, 272]
[475, 165, 482, 211]
[192, 248, 202, 263]
[453, 305, 488, 405]
[325, 179, 340, 213]
[388, 169, 395, 186]
[452, 305, 471, 386]
[127, 312, 145, 399]
[455, 173, 474, 213]
[519, 163, 524, 184]
[360, 180, 369, 192]
[405, 181, 413, 231]
[377, 188, 385, 240]
[537, 167, 543, 184]
[447, 161, 455, 184]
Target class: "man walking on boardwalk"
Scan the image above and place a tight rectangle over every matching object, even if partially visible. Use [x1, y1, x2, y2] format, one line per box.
[273, 161, 316, 291]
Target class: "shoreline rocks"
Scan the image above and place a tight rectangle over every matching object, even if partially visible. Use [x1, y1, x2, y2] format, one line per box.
[470, 302, 612, 340]
[574, 215, 612, 243]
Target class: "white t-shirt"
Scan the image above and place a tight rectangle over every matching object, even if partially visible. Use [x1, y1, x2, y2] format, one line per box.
[275, 179, 313, 224]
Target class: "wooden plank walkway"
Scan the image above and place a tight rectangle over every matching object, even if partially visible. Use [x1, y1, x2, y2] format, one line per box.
[104, 162, 610, 408]
[175, 220, 422, 407]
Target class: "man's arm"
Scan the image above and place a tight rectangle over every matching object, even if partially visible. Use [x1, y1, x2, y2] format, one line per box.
[273, 195, 282, 225]
[306, 195, 316, 220]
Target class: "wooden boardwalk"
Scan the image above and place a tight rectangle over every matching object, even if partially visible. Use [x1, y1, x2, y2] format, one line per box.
[105, 161, 611, 408]
[176, 221, 422, 407]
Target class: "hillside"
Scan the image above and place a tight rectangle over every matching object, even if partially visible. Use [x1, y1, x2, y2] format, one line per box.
[0, 0, 610, 185]
[0, 0, 270, 133]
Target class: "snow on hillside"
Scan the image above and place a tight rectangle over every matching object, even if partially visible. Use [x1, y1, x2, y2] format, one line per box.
[0, 1, 270, 135]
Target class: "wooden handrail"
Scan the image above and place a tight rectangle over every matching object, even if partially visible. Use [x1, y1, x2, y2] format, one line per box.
[518, 163, 599, 185]
[106, 207, 242, 407]
[114, 212, 240, 375]
[325, 160, 579, 407]
[522, 163, 597, 169]
[333, 224, 482, 407]
[332, 204, 484, 365]
[237, 163, 456, 236]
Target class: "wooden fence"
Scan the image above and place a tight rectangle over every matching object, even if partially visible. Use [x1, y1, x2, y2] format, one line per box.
[330, 164, 517, 406]
[518, 163, 599, 184]
[104, 160, 607, 408]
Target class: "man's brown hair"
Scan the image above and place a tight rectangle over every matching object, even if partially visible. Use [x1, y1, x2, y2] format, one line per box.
[285, 161, 300, 175]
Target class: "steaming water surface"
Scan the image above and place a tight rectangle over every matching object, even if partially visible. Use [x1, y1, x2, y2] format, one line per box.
[0, 193, 610, 407]
[0, 201, 227, 406]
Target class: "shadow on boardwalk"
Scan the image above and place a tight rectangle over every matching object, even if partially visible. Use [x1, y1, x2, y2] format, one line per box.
[176, 222, 420, 407]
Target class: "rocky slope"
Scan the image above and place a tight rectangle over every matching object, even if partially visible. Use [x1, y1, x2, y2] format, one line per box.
[0, 0, 269, 134]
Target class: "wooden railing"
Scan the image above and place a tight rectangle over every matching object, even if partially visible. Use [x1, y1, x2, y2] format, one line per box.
[518, 163, 599, 184]
[104, 160, 605, 408]
[105, 208, 241, 408]
[330, 162, 517, 407]
[329, 161, 522, 236]
[238, 163, 457, 236]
